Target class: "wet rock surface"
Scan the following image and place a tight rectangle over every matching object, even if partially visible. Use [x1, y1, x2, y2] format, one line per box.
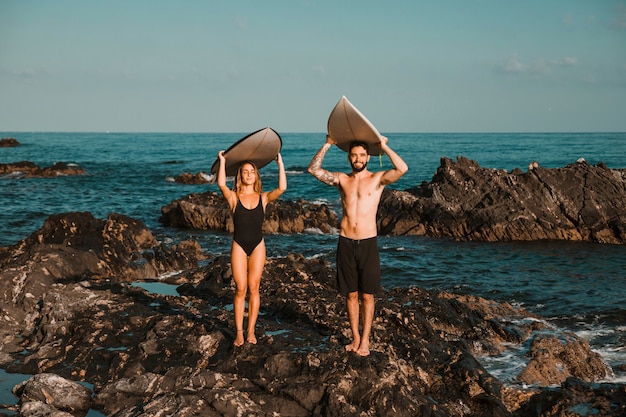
[13, 373, 93, 416]
[378, 157, 626, 244]
[0, 161, 86, 178]
[170, 172, 212, 184]
[0, 212, 624, 416]
[160, 191, 339, 234]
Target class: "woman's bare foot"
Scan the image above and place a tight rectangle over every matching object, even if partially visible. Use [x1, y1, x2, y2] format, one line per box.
[234, 330, 245, 347]
[247, 331, 257, 345]
[345, 339, 360, 352]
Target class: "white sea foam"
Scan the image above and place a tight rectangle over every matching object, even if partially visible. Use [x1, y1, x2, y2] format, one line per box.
[308, 198, 332, 205]
[1, 171, 26, 179]
[603, 374, 626, 383]
[157, 270, 184, 280]
[575, 327, 614, 341]
[382, 244, 406, 251]
[303, 227, 325, 235]
[477, 343, 528, 385]
[303, 227, 339, 235]
[304, 227, 339, 235]
[199, 172, 214, 182]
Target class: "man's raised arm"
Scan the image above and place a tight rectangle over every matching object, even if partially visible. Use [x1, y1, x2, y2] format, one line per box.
[308, 135, 340, 186]
[379, 136, 408, 186]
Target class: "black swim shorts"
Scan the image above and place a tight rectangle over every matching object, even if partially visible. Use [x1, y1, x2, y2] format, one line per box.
[336, 235, 381, 294]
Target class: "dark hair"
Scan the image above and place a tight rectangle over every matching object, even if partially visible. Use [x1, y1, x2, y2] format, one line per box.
[349, 140, 369, 154]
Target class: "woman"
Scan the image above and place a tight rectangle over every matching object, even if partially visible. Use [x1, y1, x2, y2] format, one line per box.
[217, 151, 287, 346]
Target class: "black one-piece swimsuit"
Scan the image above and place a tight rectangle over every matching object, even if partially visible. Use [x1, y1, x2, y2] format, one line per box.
[232, 195, 264, 256]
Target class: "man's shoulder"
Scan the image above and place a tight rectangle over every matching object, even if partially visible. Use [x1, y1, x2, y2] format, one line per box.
[366, 170, 386, 181]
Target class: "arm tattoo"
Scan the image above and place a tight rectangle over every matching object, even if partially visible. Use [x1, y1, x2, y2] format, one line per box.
[309, 144, 337, 186]
[309, 151, 325, 171]
[319, 171, 337, 186]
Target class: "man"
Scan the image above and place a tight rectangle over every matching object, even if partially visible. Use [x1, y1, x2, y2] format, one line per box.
[308, 135, 408, 356]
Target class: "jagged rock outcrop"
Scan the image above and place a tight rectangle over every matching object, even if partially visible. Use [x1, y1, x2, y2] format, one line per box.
[0, 213, 622, 416]
[516, 378, 626, 416]
[517, 333, 610, 386]
[13, 373, 93, 417]
[160, 191, 339, 234]
[0, 161, 86, 178]
[377, 157, 626, 244]
[0, 212, 205, 356]
[0, 211, 205, 283]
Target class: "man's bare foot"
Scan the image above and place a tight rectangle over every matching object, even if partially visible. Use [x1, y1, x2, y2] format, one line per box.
[355, 345, 370, 357]
[247, 331, 257, 345]
[234, 330, 244, 347]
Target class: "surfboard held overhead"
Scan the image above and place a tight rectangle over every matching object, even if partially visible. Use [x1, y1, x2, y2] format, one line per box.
[210, 127, 282, 177]
[327, 96, 384, 156]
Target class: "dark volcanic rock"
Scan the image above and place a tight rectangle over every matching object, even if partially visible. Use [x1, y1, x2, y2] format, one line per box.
[13, 373, 93, 416]
[0, 160, 86, 178]
[517, 378, 626, 417]
[377, 157, 626, 244]
[1, 213, 622, 416]
[160, 191, 339, 234]
[0, 137, 20, 147]
[171, 171, 211, 184]
[518, 334, 610, 386]
[0, 212, 205, 356]
[0, 211, 205, 283]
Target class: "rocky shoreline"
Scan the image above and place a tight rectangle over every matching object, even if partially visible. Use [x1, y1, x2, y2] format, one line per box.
[1, 210, 625, 416]
[1, 157, 625, 416]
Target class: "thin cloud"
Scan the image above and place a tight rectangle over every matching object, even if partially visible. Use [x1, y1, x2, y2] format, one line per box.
[312, 65, 326, 77]
[562, 13, 575, 27]
[495, 55, 526, 74]
[13, 67, 39, 77]
[2, 66, 54, 81]
[610, 3, 626, 30]
[562, 56, 578, 66]
[236, 17, 248, 30]
[582, 73, 596, 84]
[495, 55, 579, 76]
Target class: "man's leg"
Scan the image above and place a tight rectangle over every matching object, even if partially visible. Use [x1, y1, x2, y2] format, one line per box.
[345, 291, 361, 352]
[356, 293, 374, 356]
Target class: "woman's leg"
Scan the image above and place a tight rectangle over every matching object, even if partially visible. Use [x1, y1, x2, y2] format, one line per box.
[246, 240, 266, 344]
[231, 243, 249, 346]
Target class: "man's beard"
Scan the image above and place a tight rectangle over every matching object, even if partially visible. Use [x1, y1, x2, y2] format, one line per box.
[351, 161, 367, 173]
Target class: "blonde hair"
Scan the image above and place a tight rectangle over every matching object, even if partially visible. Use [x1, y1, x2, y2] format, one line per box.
[233, 161, 263, 194]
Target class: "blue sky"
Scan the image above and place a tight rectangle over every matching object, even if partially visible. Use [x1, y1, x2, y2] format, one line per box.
[1, 1, 625, 133]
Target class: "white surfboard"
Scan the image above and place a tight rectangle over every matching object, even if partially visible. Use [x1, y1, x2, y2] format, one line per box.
[210, 127, 282, 177]
[327, 96, 383, 156]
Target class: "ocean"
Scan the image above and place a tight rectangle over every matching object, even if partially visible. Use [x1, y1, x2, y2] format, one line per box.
[1, 132, 625, 400]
